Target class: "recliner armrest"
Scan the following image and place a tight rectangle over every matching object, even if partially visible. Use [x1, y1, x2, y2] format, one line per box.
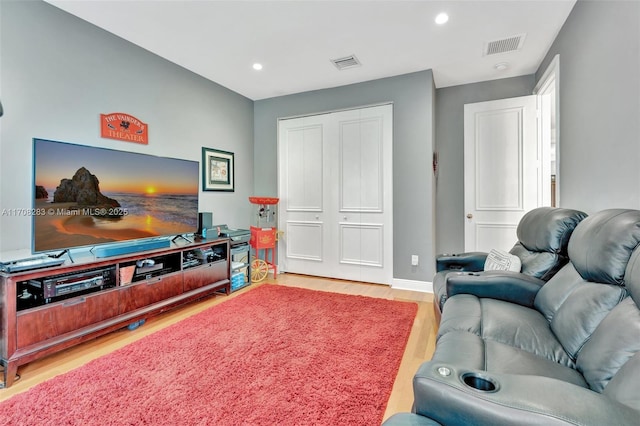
[445, 271, 545, 307]
[413, 361, 639, 426]
[436, 252, 487, 272]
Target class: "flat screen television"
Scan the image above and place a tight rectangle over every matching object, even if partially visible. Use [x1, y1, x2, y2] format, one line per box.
[32, 138, 199, 253]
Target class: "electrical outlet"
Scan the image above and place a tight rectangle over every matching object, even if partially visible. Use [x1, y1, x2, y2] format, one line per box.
[411, 255, 419, 266]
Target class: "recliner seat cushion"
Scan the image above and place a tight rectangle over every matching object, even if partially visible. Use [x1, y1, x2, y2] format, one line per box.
[437, 295, 573, 367]
[432, 330, 588, 388]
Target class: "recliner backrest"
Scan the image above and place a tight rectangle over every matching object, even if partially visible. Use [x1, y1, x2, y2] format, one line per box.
[534, 209, 640, 361]
[434, 207, 586, 313]
[575, 248, 640, 406]
[509, 207, 587, 280]
[569, 209, 640, 284]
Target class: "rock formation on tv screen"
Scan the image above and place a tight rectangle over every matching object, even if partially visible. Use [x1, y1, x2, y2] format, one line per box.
[35, 185, 48, 200]
[53, 167, 122, 215]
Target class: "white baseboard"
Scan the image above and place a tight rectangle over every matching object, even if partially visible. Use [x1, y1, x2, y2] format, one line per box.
[391, 278, 433, 293]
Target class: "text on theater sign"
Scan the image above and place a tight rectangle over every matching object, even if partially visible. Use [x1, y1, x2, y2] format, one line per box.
[100, 113, 148, 144]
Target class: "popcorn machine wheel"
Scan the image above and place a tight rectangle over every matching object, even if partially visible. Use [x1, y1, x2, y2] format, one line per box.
[249, 197, 279, 282]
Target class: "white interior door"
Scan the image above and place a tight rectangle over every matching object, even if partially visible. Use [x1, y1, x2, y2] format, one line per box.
[278, 104, 393, 284]
[464, 95, 539, 252]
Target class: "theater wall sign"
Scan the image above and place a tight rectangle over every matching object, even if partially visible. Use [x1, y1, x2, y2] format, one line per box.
[100, 112, 148, 144]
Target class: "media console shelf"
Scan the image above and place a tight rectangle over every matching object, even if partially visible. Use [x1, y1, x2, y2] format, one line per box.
[0, 238, 229, 388]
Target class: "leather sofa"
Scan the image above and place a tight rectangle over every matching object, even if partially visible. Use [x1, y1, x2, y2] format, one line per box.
[433, 207, 587, 320]
[384, 209, 640, 425]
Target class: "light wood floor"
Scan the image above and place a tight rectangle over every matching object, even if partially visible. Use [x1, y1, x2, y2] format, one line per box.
[0, 273, 437, 422]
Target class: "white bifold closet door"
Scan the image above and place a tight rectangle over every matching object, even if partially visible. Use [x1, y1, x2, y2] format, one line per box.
[278, 104, 393, 285]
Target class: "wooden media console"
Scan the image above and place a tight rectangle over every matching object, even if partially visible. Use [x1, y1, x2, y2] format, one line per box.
[0, 238, 229, 388]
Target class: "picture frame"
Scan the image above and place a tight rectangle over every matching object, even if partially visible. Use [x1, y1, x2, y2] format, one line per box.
[202, 147, 234, 192]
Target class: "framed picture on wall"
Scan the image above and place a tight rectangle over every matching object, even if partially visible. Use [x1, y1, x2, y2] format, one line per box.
[202, 147, 234, 192]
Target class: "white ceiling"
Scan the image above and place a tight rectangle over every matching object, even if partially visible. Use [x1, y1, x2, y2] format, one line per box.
[45, 0, 576, 100]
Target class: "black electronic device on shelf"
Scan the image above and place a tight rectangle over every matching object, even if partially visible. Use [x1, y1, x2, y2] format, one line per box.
[17, 265, 117, 309]
[182, 245, 226, 270]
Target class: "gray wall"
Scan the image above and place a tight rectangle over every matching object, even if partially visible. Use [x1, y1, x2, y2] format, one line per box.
[432, 0, 640, 254]
[434, 76, 536, 254]
[7, 0, 636, 285]
[536, 0, 640, 213]
[254, 71, 436, 283]
[0, 1, 254, 253]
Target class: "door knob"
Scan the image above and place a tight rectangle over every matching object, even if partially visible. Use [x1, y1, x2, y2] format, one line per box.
[343, 216, 348, 220]
[466, 213, 473, 219]
[315, 215, 319, 219]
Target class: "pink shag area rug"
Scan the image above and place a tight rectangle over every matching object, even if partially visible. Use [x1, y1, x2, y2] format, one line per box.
[0, 284, 417, 426]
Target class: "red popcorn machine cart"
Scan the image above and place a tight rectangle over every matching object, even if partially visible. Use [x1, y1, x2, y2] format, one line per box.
[249, 197, 279, 282]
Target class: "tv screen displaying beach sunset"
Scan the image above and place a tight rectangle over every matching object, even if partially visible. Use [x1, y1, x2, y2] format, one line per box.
[33, 139, 199, 253]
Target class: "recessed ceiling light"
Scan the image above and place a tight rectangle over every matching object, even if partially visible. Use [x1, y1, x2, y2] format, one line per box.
[252, 63, 263, 71]
[435, 13, 449, 25]
[494, 62, 509, 71]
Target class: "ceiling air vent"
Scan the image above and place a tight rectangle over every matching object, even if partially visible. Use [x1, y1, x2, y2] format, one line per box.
[483, 34, 526, 56]
[331, 54, 361, 70]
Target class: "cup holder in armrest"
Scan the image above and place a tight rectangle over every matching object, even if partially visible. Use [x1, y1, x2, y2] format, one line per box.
[461, 372, 499, 392]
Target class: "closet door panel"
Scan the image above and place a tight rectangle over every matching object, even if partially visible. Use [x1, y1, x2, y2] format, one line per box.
[278, 105, 393, 284]
[285, 124, 323, 212]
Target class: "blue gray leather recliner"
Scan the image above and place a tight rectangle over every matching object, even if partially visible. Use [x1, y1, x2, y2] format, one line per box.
[432, 207, 587, 320]
[384, 209, 640, 425]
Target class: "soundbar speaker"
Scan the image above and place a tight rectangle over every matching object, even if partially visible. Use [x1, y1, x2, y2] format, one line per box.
[94, 239, 170, 258]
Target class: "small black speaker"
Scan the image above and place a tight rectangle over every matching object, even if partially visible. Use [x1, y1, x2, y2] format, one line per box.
[197, 212, 213, 237]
